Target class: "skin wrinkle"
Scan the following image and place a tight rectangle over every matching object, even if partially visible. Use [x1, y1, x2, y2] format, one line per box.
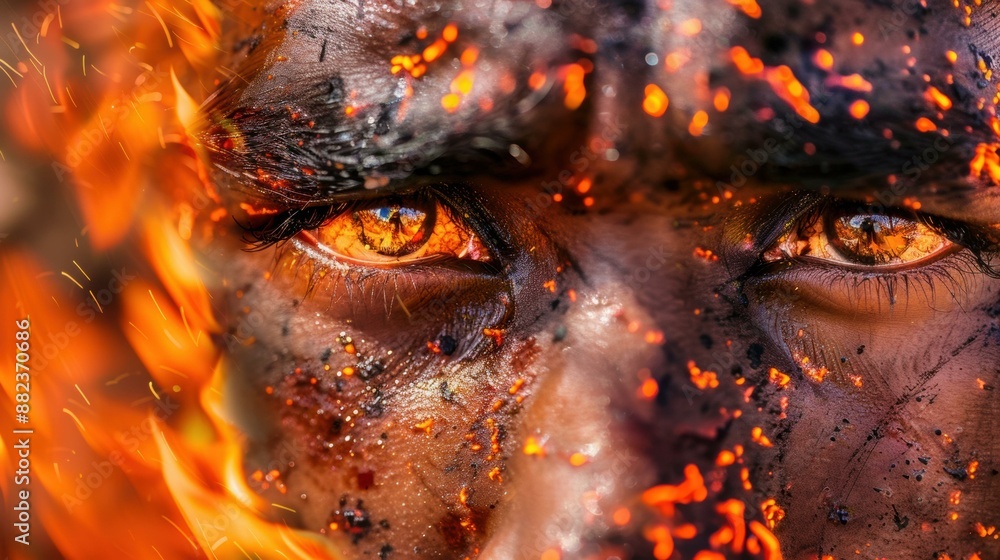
[190, 0, 1000, 558]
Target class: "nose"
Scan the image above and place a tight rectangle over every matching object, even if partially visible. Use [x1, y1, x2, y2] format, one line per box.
[481, 291, 664, 559]
[482, 211, 715, 558]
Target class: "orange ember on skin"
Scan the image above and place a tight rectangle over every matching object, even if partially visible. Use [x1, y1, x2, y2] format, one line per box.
[814, 49, 834, 70]
[849, 99, 870, 119]
[768, 367, 790, 388]
[826, 73, 873, 92]
[916, 117, 938, 132]
[751, 426, 773, 447]
[642, 463, 709, 508]
[689, 110, 709, 136]
[523, 436, 546, 456]
[714, 88, 731, 111]
[852, 32, 865, 45]
[639, 377, 659, 399]
[643, 83, 669, 117]
[730, 46, 764, 75]
[926, 86, 953, 110]
[765, 65, 820, 123]
[678, 18, 702, 36]
[726, 0, 762, 18]
[563, 62, 588, 110]
[688, 360, 720, 389]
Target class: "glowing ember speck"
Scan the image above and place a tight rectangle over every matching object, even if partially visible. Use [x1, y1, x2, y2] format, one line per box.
[688, 110, 709, 136]
[814, 49, 834, 70]
[639, 377, 659, 399]
[751, 426, 773, 447]
[714, 88, 731, 112]
[925, 86, 953, 110]
[678, 19, 702, 36]
[915, 117, 938, 132]
[726, 0, 762, 18]
[523, 436, 546, 457]
[643, 83, 669, 117]
[768, 367, 790, 388]
[849, 99, 870, 119]
[688, 361, 720, 389]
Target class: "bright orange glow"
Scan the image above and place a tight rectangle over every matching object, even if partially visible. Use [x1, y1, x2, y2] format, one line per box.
[852, 32, 865, 45]
[642, 464, 709, 508]
[688, 361, 720, 390]
[749, 520, 784, 560]
[726, 0, 762, 18]
[716, 450, 736, 466]
[689, 110, 709, 136]
[849, 99, 870, 119]
[946, 50, 958, 64]
[529, 70, 547, 90]
[766, 65, 820, 123]
[613, 507, 631, 526]
[751, 426, 774, 447]
[826, 73, 873, 92]
[422, 39, 448, 63]
[523, 436, 546, 457]
[643, 83, 670, 117]
[563, 63, 588, 110]
[714, 87, 731, 112]
[679, 18, 703, 36]
[768, 367, 790, 388]
[639, 377, 660, 399]
[730, 46, 764, 75]
[926, 86, 953, 110]
[915, 117, 938, 132]
[761, 498, 786, 530]
[813, 49, 834, 70]
[441, 93, 462, 112]
[442, 23, 459, 42]
[971, 142, 1000, 184]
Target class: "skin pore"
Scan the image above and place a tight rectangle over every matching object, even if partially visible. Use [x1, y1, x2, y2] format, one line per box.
[190, 0, 1000, 558]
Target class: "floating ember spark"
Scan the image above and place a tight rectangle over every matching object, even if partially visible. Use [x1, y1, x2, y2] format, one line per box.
[688, 361, 720, 389]
[643, 83, 669, 117]
[726, 0, 762, 18]
[767, 367, 790, 388]
[849, 99, 870, 119]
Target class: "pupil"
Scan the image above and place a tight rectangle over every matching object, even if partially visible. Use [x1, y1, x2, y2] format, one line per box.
[354, 201, 434, 257]
[833, 214, 916, 265]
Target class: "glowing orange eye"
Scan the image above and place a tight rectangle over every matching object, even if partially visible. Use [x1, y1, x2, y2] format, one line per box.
[765, 208, 953, 269]
[313, 195, 490, 265]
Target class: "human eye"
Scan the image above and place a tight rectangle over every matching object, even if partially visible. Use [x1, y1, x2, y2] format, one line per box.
[736, 195, 1000, 314]
[761, 202, 957, 270]
[243, 189, 493, 268]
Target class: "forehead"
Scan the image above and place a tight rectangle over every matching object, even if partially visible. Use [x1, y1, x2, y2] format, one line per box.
[204, 0, 1000, 205]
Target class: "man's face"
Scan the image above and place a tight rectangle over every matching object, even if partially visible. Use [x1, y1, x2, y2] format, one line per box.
[196, 0, 1000, 557]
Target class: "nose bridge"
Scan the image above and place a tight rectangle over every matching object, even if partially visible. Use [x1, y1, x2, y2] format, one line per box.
[484, 209, 706, 556]
[483, 292, 665, 558]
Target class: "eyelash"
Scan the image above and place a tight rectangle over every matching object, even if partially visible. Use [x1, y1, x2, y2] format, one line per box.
[239, 204, 347, 250]
[739, 198, 1000, 307]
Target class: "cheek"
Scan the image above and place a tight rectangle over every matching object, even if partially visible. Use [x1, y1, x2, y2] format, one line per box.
[740, 273, 1000, 556]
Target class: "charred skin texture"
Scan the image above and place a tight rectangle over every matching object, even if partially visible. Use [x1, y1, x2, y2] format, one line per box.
[194, 0, 1000, 558]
